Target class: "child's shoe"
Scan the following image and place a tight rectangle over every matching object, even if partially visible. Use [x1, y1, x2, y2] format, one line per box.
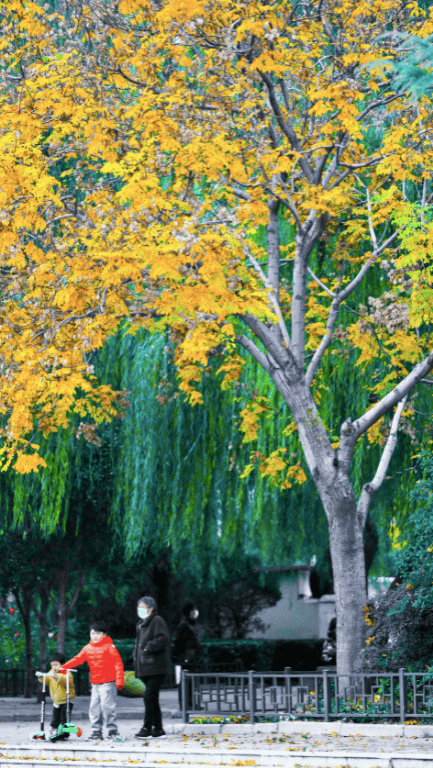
[87, 732, 103, 741]
[106, 732, 122, 742]
[151, 728, 166, 738]
[134, 726, 151, 738]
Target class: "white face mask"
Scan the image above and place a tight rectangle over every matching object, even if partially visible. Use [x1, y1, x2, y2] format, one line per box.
[191, 609, 199, 620]
[138, 608, 149, 619]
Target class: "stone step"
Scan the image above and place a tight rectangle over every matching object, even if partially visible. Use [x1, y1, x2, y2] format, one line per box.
[0, 743, 432, 768]
[0, 752, 431, 768]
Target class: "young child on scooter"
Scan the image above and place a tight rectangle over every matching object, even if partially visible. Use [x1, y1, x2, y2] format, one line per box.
[59, 620, 124, 742]
[36, 652, 76, 739]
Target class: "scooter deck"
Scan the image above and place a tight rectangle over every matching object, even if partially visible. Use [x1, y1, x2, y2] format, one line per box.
[48, 733, 65, 743]
[50, 725, 82, 741]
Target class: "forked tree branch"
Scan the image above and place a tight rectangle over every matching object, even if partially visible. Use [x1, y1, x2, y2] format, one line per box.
[65, 570, 87, 616]
[306, 294, 341, 386]
[357, 395, 407, 524]
[339, 352, 433, 471]
[241, 243, 291, 351]
[305, 227, 400, 385]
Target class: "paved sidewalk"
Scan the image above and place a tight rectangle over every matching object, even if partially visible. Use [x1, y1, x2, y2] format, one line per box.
[1, 716, 433, 752]
[3, 695, 433, 763]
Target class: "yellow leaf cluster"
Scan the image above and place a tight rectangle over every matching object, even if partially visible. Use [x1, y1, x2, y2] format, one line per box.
[0, 0, 430, 471]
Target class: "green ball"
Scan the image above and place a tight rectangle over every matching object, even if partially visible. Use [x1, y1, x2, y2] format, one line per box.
[118, 671, 145, 698]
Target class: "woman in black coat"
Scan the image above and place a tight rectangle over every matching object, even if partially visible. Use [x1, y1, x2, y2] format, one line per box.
[133, 596, 170, 739]
[173, 600, 201, 709]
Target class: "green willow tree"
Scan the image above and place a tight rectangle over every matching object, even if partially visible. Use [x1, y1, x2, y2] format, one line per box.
[90, 321, 427, 579]
[1, 319, 428, 672]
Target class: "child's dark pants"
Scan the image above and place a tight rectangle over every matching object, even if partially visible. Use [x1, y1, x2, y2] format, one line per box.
[51, 702, 73, 730]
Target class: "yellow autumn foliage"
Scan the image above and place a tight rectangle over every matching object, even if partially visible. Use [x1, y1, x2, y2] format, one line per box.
[0, 0, 430, 474]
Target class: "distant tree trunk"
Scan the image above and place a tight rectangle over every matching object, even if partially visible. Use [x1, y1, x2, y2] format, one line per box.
[13, 587, 33, 698]
[54, 566, 69, 655]
[32, 579, 54, 672]
[51, 567, 86, 654]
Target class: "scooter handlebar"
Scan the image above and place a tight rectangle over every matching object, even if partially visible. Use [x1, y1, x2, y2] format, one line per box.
[36, 668, 78, 676]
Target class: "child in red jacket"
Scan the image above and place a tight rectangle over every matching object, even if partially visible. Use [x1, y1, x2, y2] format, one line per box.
[60, 621, 124, 742]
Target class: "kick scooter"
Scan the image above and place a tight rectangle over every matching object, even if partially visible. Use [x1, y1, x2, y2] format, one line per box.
[32, 672, 48, 740]
[50, 668, 83, 741]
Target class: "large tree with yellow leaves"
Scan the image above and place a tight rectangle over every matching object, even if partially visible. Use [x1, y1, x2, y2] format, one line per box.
[1, 0, 433, 672]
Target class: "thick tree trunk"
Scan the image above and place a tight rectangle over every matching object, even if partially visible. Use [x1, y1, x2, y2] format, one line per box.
[327, 494, 367, 676]
[270, 378, 367, 675]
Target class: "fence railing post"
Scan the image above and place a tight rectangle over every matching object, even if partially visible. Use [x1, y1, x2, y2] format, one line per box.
[181, 669, 188, 724]
[248, 670, 255, 725]
[399, 668, 406, 724]
[284, 667, 291, 717]
[323, 669, 329, 722]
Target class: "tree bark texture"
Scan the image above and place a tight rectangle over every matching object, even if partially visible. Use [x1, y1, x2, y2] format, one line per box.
[13, 587, 33, 698]
[32, 580, 53, 673]
[51, 567, 86, 655]
[327, 490, 366, 676]
[55, 568, 68, 655]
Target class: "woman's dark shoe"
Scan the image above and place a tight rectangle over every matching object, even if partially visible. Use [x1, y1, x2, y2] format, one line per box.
[151, 728, 166, 738]
[134, 726, 152, 738]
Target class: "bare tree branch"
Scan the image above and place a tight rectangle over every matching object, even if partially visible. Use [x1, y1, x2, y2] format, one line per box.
[357, 395, 407, 524]
[267, 199, 281, 299]
[241, 242, 291, 351]
[235, 333, 271, 372]
[307, 267, 336, 297]
[340, 353, 433, 462]
[306, 295, 341, 387]
[260, 71, 314, 183]
[65, 570, 87, 616]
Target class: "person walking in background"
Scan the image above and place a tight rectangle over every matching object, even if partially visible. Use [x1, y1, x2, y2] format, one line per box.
[173, 601, 200, 711]
[133, 596, 170, 739]
[60, 620, 124, 742]
[321, 617, 337, 666]
[36, 652, 76, 739]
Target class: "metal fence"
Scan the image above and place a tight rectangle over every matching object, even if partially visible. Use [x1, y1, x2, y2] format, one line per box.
[181, 667, 433, 723]
[0, 668, 92, 697]
[0, 663, 239, 697]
